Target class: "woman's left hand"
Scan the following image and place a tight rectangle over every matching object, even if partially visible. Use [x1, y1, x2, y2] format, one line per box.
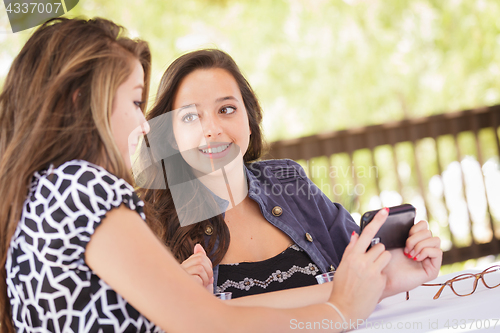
[180, 244, 214, 293]
[381, 220, 442, 299]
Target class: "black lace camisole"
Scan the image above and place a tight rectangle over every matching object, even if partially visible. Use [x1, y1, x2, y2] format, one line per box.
[216, 244, 320, 298]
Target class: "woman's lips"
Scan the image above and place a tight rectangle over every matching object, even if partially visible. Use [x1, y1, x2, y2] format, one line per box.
[199, 142, 232, 159]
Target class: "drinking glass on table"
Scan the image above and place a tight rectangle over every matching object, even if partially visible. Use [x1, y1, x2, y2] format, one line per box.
[316, 272, 335, 284]
[215, 292, 232, 300]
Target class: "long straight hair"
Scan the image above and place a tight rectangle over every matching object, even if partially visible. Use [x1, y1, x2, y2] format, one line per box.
[0, 18, 151, 332]
[138, 49, 266, 266]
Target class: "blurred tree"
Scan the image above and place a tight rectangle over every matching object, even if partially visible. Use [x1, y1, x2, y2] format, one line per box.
[1, 0, 499, 142]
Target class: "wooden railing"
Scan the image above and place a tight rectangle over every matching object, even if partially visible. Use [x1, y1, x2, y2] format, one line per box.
[264, 105, 500, 265]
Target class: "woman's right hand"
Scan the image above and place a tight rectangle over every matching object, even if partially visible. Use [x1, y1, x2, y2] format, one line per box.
[329, 208, 392, 322]
[181, 244, 214, 293]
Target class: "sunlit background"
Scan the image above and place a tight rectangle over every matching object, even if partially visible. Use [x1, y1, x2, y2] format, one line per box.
[1, 0, 500, 272]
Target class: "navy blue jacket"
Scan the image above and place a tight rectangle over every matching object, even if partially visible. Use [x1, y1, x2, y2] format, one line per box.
[209, 158, 360, 291]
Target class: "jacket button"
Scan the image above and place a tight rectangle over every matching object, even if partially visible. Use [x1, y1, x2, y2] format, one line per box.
[305, 233, 313, 242]
[330, 265, 336, 272]
[205, 225, 213, 236]
[272, 206, 283, 217]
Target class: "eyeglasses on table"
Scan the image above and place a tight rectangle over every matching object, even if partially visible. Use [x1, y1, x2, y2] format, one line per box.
[405, 265, 500, 300]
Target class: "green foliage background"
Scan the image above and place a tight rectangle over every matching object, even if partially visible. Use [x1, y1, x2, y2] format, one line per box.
[1, 0, 500, 142]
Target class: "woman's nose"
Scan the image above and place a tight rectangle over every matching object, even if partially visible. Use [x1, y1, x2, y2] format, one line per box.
[202, 114, 222, 138]
[140, 114, 150, 135]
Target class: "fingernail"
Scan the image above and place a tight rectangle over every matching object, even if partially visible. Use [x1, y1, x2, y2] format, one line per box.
[409, 250, 415, 257]
[352, 231, 356, 236]
[384, 207, 390, 213]
[404, 248, 408, 254]
[413, 256, 418, 261]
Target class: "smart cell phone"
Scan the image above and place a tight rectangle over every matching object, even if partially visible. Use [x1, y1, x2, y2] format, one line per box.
[359, 204, 416, 250]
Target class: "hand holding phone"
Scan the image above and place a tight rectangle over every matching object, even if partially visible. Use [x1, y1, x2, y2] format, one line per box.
[360, 204, 416, 250]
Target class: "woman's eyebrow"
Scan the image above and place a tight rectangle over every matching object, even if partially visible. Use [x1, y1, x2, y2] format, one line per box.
[215, 96, 238, 103]
[176, 104, 197, 114]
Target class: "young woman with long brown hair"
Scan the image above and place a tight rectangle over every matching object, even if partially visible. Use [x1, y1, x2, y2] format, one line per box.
[1, 17, 405, 333]
[137, 49, 442, 300]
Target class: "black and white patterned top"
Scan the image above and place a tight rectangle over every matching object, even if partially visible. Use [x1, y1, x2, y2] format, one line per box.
[216, 244, 320, 298]
[6, 160, 163, 333]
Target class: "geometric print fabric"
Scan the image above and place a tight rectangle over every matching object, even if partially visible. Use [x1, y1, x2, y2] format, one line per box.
[6, 160, 163, 332]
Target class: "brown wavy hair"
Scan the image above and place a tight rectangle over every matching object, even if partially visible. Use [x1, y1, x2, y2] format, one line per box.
[0, 18, 151, 332]
[138, 49, 266, 265]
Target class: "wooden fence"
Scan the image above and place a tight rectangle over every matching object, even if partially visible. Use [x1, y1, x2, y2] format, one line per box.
[264, 105, 500, 265]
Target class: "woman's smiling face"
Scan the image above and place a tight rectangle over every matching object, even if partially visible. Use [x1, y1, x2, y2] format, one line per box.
[171, 68, 251, 175]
